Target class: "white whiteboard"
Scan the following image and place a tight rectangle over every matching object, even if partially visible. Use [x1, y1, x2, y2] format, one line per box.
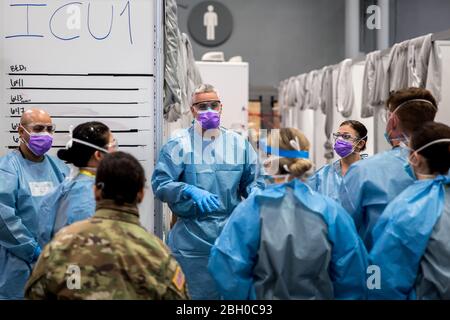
[0, 0, 160, 232]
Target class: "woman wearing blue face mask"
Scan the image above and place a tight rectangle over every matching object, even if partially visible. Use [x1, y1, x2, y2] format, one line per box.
[37, 122, 118, 247]
[369, 121, 450, 300]
[307, 120, 367, 203]
[339, 88, 438, 250]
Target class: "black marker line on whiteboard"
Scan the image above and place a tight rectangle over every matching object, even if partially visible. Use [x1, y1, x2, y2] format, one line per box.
[9, 116, 144, 119]
[9, 102, 140, 105]
[9, 87, 140, 91]
[7, 73, 153, 77]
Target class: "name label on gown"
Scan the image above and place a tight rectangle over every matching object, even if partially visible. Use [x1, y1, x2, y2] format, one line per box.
[28, 181, 54, 197]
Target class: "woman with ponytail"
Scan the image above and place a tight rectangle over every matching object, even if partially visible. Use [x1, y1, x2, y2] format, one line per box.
[208, 128, 368, 300]
[307, 120, 368, 203]
[260, 128, 313, 184]
[37, 122, 117, 246]
[369, 122, 450, 300]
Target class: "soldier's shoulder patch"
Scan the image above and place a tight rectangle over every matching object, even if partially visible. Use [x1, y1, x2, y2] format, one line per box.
[172, 266, 185, 292]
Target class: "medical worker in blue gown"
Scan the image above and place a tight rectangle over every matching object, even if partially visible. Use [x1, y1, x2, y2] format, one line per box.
[38, 122, 117, 247]
[152, 84, 265, 300]
[0, 109, 69, 299]
[339, 88, 438, 250]
[308, 120, 368, 203]
[369, 122, 450, 300]
[208, 128, 368, 300]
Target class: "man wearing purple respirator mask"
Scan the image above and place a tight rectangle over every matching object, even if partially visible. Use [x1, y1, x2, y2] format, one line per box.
[0, 108, 69, 300]
[307, 120, 368, 203]
[152, 84, 265, 300]
[19, 125, 54, 157]
[194, 100, 221, 130]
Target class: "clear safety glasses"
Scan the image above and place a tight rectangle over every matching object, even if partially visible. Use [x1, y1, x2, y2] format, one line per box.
[192, 100, 221, 111]
[22, 123, 56, 133]
[332, 133, 359, 142]
[106, 139, 119, 151]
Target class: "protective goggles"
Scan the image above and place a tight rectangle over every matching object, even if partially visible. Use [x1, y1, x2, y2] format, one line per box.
[21, 123, 56, 133]
[332, 133, 359, 142]
[106, 139, 119, 151]
[192, 100, 221, 111]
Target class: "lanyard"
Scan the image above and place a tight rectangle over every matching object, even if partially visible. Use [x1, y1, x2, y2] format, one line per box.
[79, 170, 96, 178]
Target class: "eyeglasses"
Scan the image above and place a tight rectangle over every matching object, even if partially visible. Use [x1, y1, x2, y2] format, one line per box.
[23, 123, 56, 133]
[192, 100, 221, 111]
[333, 133, 358, 141]
[106, 139, 119, 151]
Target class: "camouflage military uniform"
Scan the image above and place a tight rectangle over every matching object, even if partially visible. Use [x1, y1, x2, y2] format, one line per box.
[25, 200, 189, 300]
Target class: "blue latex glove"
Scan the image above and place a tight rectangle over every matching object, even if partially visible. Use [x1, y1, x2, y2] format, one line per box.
[32, 245, 42, 263]
[183, 185, 221, 214]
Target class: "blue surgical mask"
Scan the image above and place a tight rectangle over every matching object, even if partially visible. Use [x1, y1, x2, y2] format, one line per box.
[384, 132, 391, 145]
[403, 163, 417, 180]
[404, 138, 450, 181]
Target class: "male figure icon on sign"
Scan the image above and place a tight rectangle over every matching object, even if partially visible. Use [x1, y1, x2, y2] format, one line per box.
[204, 5, 218, 41]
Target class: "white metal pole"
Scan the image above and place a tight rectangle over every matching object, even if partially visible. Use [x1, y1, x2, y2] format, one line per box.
[345, 0, 361, 58]
[377, 0, 390, 50]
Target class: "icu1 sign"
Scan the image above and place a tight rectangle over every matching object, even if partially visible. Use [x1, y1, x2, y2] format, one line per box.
[188, 1, 233, 47]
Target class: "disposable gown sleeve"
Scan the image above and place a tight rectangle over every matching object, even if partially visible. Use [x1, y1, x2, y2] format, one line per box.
[151, 142, 196, 218]
[208, 196, 261, 300]
[0, 168, 38, 263]
[325, 200, 369, 299]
